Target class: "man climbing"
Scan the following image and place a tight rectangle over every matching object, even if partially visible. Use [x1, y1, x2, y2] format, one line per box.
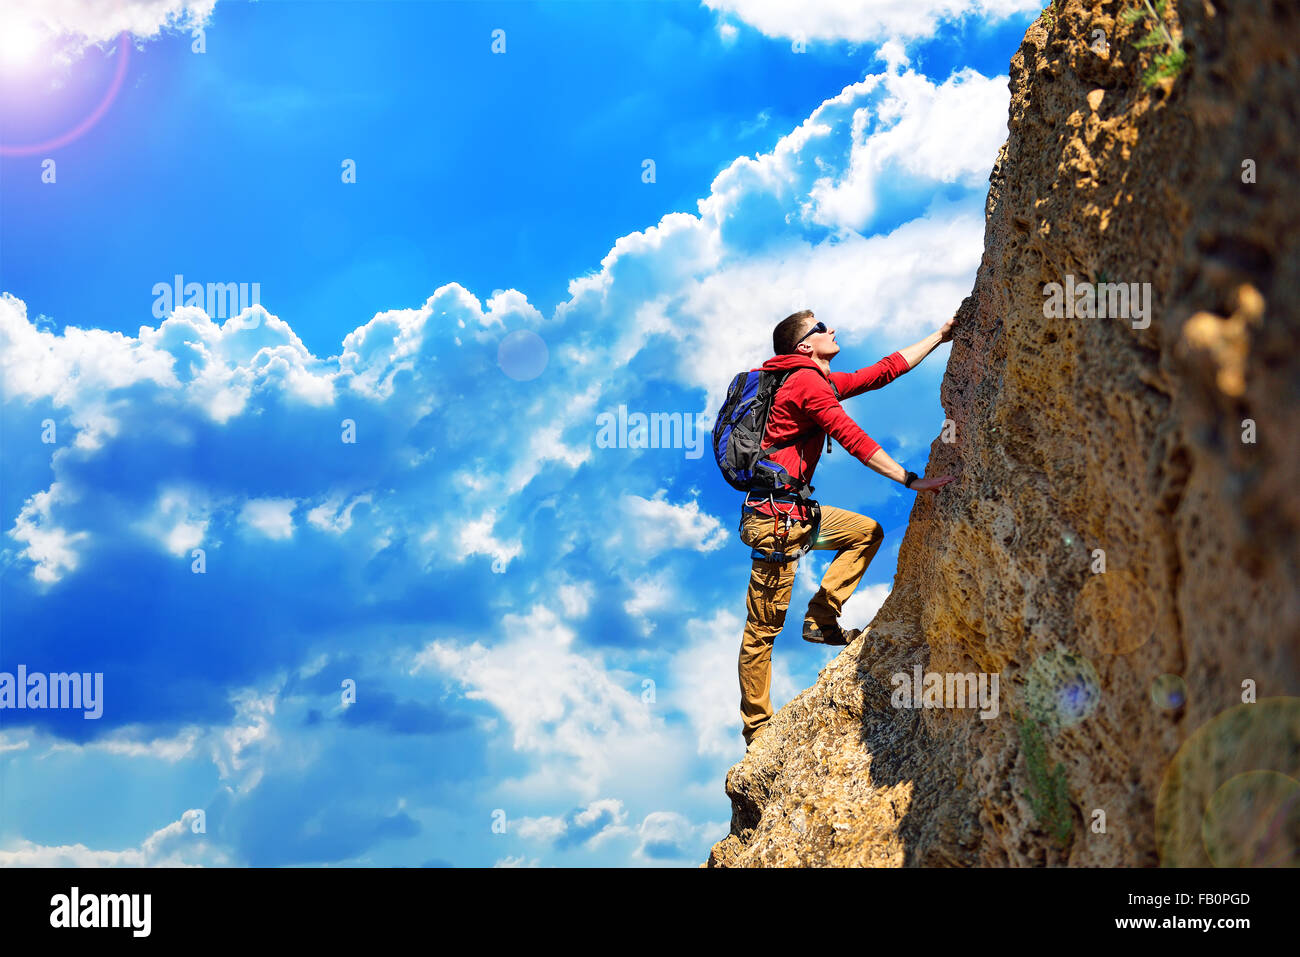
[737, 309, 955, 747]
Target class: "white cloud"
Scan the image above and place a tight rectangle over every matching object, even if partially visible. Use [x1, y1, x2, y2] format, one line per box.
[0, 812, 228, 867]
[574, 798, 625, 828]
[447, 509, 522, 573]
[554, 65, 1003, 415]
[2, 58, 1007, 589]
[0, 296, 177, 446]
[795, 553, 891, 628]
[72, 726, 202, 762]
[614, 491, 729, 557]
[805, 69, 1008, 231]
[412, 605, 670, 797]
[669, 608, 799, 757]
[556, 582, 594, 619]
[0, 733, 31, 754]
[678, 198, 985, 413]
[0, 40, 1013, 862]
[306, 493, 372, 534]
[515, 798, 630, 849]
[704, 0, 1040, 43]
[0, 0, 217, 59]
[239, 498, 297, 541]
[623, 572, 676, 635]
[8, 482, 89, 584]
[133, 485, 213, 556]
[840, 580, 891, 627]
[513, 815, 568, 841]
[634, 810, 717, 861]
[212, 688, 278, 792]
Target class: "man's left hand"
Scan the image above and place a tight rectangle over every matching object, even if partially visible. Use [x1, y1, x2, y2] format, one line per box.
[939, 315, 957, 342]
[911, 474, 956, 493]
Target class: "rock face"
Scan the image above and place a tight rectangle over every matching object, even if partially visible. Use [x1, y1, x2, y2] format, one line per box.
[708, 0, 1300, 867]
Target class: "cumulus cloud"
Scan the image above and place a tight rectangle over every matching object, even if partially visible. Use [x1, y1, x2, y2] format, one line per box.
[8, 481, 89, 584]
[623, 572, 676, 635]
[60, 726, 203, 762]
[839, 580, 892, 627]
[0, 733, 31, 754]
[513, 814, 568, 842]
[0, 0, 217, 59]
[669, 609, 800, 757]
[451, 509, 522, 573]
[0, 811, 228, 867]
[240, 498, 297, 541]
[2, 62, 998, 595]
[133, 485, 213, 556]
[634, 810, 720, 861]
[411, 606, 669, 797]
[804, 69, 1010, 231]
[703, 0, 1040, 44]
[614, 491, 729, 557]
[556, 582, 595, 619]
[1, 50, 1012, 864]
[514, 798, 630, 850]
[306, 493, 372, 534]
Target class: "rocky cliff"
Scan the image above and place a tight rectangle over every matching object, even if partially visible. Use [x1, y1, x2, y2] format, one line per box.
[708, 0, 1300, 867]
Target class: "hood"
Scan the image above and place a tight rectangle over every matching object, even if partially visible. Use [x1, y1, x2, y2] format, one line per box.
[760, 353, 829, 379]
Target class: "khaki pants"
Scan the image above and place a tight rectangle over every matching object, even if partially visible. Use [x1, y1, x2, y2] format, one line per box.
[738, 505, 885, 744]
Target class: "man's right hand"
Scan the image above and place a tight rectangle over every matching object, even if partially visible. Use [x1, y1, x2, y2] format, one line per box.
[911, 474, 955, 493]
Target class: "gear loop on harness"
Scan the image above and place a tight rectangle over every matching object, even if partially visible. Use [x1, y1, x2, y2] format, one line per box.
[741, 484, 821, 565]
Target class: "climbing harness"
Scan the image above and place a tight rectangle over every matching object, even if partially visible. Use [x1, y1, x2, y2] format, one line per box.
[741, 487, 822, 564]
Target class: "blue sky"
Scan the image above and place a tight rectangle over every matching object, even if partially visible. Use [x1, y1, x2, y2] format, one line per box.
[0, 0, 1040, 866]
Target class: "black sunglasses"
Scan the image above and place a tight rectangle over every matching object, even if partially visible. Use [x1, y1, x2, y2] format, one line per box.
[795, 321, 827, 346]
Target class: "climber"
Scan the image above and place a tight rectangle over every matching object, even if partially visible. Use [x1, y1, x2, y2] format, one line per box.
[736, 309, 956, 747]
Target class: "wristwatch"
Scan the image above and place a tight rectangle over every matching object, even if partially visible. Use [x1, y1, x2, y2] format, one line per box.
[903, 470, 919, 489]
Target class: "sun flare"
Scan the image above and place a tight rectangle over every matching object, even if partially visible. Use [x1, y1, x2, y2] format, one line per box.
[0, 17, 47, 71]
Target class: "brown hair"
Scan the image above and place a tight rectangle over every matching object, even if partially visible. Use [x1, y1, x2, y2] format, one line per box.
[773, 310, 815, 355]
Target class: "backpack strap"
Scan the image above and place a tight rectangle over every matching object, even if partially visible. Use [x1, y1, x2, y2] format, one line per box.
[754, 366, 835, 489]
[767, 366, 842, 462]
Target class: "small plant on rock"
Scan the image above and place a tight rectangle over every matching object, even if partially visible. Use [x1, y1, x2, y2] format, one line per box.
[1016, 712, 1075, 851]
[1122, 0, 1187, 87]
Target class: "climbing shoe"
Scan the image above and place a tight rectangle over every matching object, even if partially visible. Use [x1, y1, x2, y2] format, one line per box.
[801, 621, 862, 646]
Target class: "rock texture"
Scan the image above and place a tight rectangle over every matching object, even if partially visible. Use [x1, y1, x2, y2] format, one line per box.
[709, 0, 1300, 867]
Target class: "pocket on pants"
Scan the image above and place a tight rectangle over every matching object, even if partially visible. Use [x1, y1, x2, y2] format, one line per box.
[739, 514, 767, 548]
[747, 562, 793, 627]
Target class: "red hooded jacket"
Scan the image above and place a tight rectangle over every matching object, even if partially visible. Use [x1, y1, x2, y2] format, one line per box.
[749, 350, 912, 519]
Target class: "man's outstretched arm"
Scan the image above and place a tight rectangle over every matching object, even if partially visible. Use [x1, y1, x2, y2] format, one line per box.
[874, 314, 958, 492]
[833, 316, 958, 398]
[799, 375, 955, 493]
[897, 315, 957, 369]
[864, 446, 955, 493]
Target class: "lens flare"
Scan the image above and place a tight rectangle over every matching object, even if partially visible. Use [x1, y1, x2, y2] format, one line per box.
[0, 32, 131, 156]
[498, 330, 549, 381]
[1156, 697, 1300, 867]
[1202, 770, 1300, 867]
[0, 19, 45, 69]
[1025, 650, 1101, 731]
[1151, 673, 1187, 711]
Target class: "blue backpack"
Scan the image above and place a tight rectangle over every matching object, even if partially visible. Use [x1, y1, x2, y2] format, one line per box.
[712, 367, 820, 496]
